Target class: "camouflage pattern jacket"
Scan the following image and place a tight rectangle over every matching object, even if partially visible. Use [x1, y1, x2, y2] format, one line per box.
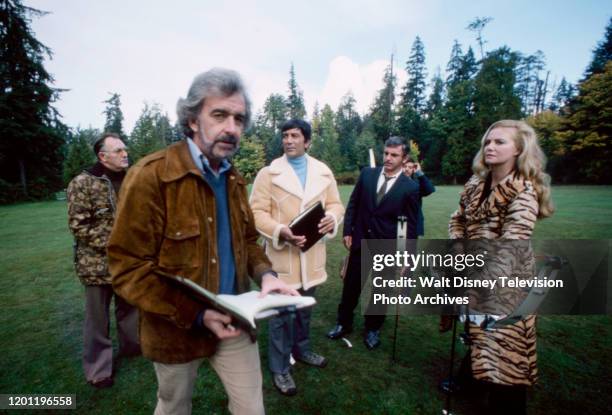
[67, 165, 119, 285]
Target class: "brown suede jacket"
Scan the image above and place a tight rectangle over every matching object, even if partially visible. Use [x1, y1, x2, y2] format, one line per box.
[108, 140, 272, 363]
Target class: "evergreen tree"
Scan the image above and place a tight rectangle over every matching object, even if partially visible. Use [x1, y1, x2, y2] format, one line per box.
[253, 93, 287, 163]
[548, 77, 576, 114]
[335, 92, 362, 171]
[353, 127, 378, 169]
[318, 104, 342, 172]
[63, 128, 97, 185]
[400, 36, 428, 113]
[168, 120, 184, 143]
[472, 47, 523, 133]
[0, 0, 66, 199]
[397, 36, 428, 144]
[129, 103, 168, 162]
[286, 63, 306, 119]
[584, 17, 612, 79]
[102, 92, 126, 139]
[432, 46, 479, 182]
[425, 69, 445, 118]
[263, 93, 287, 132]
[556, 61, 612, 183]
[466, 16, 493, 60]
[369, 63, 396, 144]
[516, 51, 547, 115]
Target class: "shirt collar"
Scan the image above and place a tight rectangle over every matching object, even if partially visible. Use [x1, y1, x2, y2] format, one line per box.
[380, 168, 402, 180]
[187, 138, 232, 177]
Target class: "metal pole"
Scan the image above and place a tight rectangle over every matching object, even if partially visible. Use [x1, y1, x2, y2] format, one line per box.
[443, 316, 458, 415]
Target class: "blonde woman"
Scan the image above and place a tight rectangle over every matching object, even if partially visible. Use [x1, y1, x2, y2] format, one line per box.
[448, 120, 554, 414]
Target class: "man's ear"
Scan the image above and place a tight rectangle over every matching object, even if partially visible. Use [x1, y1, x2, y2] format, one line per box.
[305, 140, 311, 151]
[189, 118, 199, 134]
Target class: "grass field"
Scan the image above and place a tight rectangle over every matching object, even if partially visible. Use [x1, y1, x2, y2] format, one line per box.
[0, 185, 611, 414]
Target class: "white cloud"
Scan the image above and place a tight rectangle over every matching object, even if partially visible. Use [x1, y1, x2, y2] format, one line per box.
[316, 56, 407, 115]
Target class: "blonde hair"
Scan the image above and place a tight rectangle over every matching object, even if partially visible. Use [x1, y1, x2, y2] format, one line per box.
[472, 120, 554, 218]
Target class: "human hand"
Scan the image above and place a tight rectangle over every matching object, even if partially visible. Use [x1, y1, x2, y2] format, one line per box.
[203, 309, 241, 339]
[279, 226, 306, 248]
[259, 273, 300, 297]
[318, 214, 335, 234]
[343, 235, 352, 250]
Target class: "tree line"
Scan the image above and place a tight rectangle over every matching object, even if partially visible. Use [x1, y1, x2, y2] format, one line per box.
[1, 0, 611, 203]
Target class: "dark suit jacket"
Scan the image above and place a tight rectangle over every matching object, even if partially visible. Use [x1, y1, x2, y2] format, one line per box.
[413, 173, 435, 236]
[343, 167, 419, 251]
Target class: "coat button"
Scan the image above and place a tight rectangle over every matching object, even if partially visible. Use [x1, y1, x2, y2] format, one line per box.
[176, 231, 181, 236]
[207, 217, 213, 222]
[211, 258, 217, 264]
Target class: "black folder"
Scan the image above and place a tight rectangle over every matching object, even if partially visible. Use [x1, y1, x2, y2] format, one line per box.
[288, 201, 326, 252]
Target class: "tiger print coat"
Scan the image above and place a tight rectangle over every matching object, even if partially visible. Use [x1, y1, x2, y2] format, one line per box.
[449, 172, 539, 386]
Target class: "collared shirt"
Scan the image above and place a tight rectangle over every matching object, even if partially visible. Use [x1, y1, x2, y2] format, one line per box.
[376, 169, 402, 195]
[187, 138, 236, 294]
[187, 138, 232, 177]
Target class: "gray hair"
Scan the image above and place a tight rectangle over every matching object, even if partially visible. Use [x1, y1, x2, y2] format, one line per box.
[384, 136, 409, 156]
[176, 68, 252, 138]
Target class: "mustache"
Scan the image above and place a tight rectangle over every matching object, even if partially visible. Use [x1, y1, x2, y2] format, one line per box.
[214, 134, 238, 145]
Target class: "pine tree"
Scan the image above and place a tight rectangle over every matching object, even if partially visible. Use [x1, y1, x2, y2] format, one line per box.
[129, 103, 168, 162]
[0, 0, 66, 199]
[425, 69, 445, 118]
[432, 45, 479, 182]
[472, 47, 523, 133]
[252, 93, 286, 163]
[516, 51, 547, 115]
[63, 128, 97, 185]
[335, 92, 362, 171]
[102, 92, 126, 139]
[318, 104, 342, 172]
[286, 63, 306, 119]
[466, 16, 493, 60]
[369, 63, 396, 144]
[400, 36, 428, 113]
[446, 41, 465, 86]
[397, 36, 428, 146]
[584, 17, 612, 79]
[548, 77, 576, 114]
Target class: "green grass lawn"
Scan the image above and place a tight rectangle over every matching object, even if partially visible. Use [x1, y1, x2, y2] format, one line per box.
[0, 185, 610, 414]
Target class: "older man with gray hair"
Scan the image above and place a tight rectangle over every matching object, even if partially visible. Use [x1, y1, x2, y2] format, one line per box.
[108, 68, 297, 415]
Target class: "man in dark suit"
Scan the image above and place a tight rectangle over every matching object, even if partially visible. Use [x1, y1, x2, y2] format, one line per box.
[403, 156, 435, 237]
[327, 136, 419, 350]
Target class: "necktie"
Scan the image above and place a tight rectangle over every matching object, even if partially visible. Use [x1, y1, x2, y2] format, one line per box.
[376, 174, 392, 205]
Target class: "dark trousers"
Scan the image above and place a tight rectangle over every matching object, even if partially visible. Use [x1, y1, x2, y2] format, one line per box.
[484, 382, 527, 415]
[336, 248, 389, 331]
[268, 287, 316, 374]
[83, 284, 140, 382]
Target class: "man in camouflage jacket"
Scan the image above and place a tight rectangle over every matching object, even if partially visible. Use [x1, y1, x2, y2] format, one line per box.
[67, 132, 140, 388]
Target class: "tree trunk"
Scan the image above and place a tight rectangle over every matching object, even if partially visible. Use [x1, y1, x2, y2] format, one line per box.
[18, 159, 27, 196]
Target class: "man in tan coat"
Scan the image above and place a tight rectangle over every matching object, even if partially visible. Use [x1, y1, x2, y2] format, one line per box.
[250, 119, 344, 396]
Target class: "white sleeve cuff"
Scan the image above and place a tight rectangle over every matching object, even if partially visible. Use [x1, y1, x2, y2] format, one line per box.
[272, 224, 287, 250]
[325, 212, 340, 240]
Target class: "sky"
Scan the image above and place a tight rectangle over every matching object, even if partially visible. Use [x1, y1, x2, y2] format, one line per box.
[26, 0, 611, 132]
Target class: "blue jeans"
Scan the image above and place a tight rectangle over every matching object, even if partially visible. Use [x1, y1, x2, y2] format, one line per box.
[268, 286, 316, 374]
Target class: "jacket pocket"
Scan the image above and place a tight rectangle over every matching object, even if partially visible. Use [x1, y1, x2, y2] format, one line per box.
[159, 221, 200, 269]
